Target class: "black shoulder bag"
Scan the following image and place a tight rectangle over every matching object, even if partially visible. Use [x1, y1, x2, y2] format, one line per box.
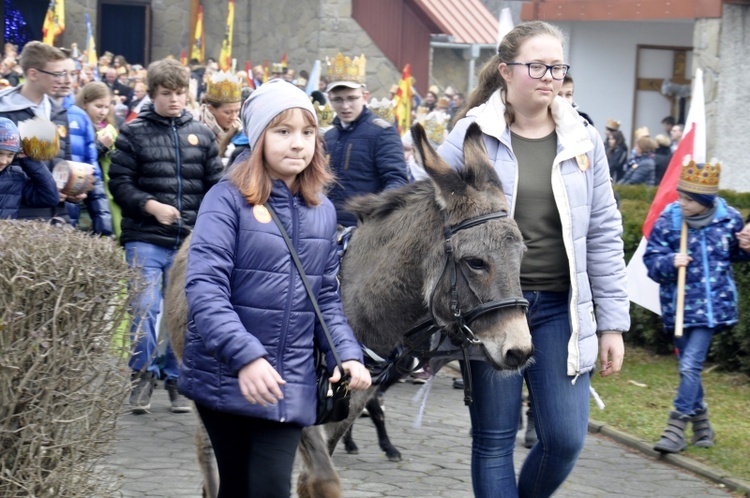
[264, 203, 351, 425]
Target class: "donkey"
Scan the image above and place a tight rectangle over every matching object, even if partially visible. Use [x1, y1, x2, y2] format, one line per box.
[165, 122, 533, 498]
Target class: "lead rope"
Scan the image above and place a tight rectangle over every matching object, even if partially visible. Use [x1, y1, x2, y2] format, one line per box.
[461, 346, 473, 405]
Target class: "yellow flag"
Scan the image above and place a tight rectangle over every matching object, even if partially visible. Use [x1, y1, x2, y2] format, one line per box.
[42, 0, 65, 46]
[85, 13, 97, 66]
[191, 4, 205, 64]
[218, 0, 234, 71]
[394, 64, 413, 135]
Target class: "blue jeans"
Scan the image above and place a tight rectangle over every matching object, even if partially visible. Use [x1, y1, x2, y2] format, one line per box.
[465, 291, 590, 498]
[673, 326, 715, 416]
[125, 241, 179, 379]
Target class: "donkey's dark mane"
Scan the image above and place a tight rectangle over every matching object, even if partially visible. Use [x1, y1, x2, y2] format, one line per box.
[345, 161, 504, 224]
[345, 181, 433, 223]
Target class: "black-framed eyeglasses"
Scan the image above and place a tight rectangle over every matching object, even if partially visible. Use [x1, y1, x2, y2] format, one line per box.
[330, 95, 363, 106]
[34, 68, 70, 80]
[506, 62, 570, 81]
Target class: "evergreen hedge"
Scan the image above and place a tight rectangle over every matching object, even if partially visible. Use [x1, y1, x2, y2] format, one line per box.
[615, 185, 750, 376]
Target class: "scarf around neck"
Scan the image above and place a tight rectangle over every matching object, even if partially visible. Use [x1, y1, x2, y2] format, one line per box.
[684, 201, 717, 229]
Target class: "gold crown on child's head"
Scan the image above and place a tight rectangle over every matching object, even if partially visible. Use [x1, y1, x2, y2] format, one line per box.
[313, 100, 334, 128]
[206, 71, 242, 104]
[678, 157, 720, 195]
[368, 97, 395, 123]
[326, 53, 367, 87]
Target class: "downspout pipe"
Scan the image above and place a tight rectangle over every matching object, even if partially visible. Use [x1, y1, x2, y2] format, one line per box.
[430, 41, 496, 92]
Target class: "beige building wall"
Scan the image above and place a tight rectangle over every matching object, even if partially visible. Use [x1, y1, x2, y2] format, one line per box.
[714, 4, 750, 191]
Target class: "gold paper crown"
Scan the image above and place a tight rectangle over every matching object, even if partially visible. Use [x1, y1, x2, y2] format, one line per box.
[18, 117, 60, 161]
[678, 159, 720, 195]
[206, 71, 242, 104]
[326, 53, 366, 88]
[313, 100, 334, 128]
[419, 110, 450, 146]
[634, 126, 650, 140]
[271, 63, 284, 74]
[605, 118, 620, 131]
[368, 97, 395, 124]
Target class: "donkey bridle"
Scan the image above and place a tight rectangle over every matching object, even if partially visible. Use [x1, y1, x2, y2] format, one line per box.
[367, 209, 528, 406]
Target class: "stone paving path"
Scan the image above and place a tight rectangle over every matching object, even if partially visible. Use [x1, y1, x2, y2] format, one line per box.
[102, 371, 734, 497]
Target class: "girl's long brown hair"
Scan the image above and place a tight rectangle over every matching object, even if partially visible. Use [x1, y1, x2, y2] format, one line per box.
[75, 81, 117, 129]
[229, 108, 332, 207]
[456, 21, 565, 126]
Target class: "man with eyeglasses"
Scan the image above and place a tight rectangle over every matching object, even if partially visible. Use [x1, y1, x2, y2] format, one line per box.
[0, 41, 73, 221]
[49, 57, 112, 236]
[323, 54, 409, 227]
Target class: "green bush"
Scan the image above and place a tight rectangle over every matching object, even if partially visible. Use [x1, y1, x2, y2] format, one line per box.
[615, 185, 750, 375]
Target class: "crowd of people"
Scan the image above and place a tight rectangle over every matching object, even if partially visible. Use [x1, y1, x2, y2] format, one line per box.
[1, 24, 746, 497]
[603, 113, 686, 187]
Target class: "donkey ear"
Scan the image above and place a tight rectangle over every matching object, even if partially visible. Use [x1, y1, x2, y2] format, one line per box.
[411, 122, 466, 208]
[462, 122, 490, 172]
[410, 123, 451, 178]
[461, 122, 499, 190]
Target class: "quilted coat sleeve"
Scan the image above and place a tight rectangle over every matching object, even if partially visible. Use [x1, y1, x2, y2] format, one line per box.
[19, 157, 59, 208]
[313, 222, 364, 371]
[584, 127, 630, 333]
[201, 127, 225, 189]
[186, 183, 269, 374]
[109, 124, 156, 217]
[643, 209, 679, 285]
[375, 124, 410, 191]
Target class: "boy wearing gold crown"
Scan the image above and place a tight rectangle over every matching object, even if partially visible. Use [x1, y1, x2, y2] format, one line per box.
[323, 53, 409, 227]
[198, 71, 242, 163]
[644, 160, 750, 454]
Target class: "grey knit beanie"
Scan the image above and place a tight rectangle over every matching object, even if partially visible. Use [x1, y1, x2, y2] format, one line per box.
[241, 80, 316, 150]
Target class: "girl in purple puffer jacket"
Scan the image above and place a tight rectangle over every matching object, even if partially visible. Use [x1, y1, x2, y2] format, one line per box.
[180, 80, 371, 497]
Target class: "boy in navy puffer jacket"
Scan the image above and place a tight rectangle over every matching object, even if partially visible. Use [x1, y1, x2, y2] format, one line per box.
[644, 160, 750, 454]
[0, 117, 58, 218]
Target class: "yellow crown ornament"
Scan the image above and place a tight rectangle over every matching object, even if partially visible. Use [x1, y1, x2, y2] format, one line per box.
[313, 100, 335, 129]
[422, 110, 450, 146]
[325, 53, 366, 91]
[369, 97, 395, 124]
[677, 156, 720, 195]
[18, 117, 60, 161]
[205, 71, 242, 105]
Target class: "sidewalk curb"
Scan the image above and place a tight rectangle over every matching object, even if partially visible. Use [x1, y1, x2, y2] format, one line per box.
[589, 419, 750, 497]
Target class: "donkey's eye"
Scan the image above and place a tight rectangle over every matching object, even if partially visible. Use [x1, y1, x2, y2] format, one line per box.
[464, 258, 486, 271]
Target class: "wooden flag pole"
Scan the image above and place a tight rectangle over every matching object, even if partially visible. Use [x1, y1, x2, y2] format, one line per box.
[674, 220, 688, 338]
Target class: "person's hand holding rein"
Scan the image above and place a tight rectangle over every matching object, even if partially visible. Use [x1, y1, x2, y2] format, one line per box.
[330, 360, 372, 390]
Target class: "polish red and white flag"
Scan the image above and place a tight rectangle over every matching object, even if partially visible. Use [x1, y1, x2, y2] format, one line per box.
[626, 68, 706, 315]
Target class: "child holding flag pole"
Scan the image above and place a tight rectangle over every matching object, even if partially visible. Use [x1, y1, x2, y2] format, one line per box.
[643, 157, 750, 454]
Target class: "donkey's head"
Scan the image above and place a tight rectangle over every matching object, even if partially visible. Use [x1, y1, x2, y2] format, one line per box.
[412, 122, 532, 370]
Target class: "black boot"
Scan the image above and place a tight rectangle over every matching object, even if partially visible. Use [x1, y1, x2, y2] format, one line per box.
[523, 408, 537, 449]
[690, 405, 714, 448]
[654, 411, 690, 453]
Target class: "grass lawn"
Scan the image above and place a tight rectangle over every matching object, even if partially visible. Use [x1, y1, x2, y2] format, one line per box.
[590, 345, 750, 483]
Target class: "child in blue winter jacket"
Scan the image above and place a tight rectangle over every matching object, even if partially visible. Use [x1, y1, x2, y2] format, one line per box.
[644, 159, 750, 454]
[180, 80, 371, 496]
[0, 117, 59, 218]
